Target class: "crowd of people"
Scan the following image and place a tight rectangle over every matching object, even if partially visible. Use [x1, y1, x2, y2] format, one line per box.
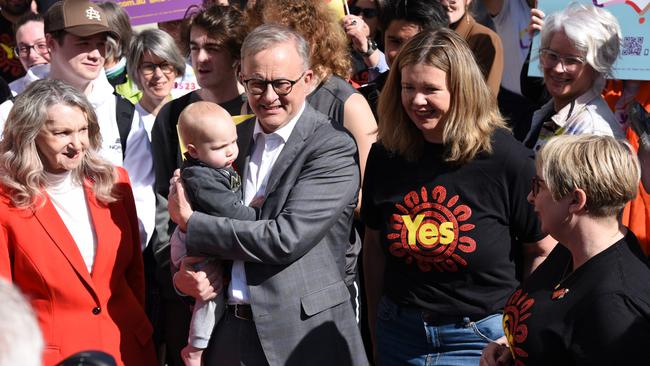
[0, 0, 649, 366]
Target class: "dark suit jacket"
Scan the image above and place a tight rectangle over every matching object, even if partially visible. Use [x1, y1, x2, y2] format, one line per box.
[185, 104, 368, 365]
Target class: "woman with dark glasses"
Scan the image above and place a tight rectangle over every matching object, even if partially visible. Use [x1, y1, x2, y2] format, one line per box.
[523, 3, 625, 153]
[481, 134, 650, 366]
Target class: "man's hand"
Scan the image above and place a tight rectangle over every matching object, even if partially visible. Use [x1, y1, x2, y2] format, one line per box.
[173, 257, 223, 301]
[168, 169, 193, 232]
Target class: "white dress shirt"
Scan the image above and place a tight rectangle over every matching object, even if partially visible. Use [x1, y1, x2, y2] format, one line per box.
[228, 103, 306, 304]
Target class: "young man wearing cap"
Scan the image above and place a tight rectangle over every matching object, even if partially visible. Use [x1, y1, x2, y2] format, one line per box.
[48, 0, 155, 250]
[43, 0, 125, 166]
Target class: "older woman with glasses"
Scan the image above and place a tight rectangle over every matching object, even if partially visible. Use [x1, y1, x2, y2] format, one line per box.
[524, 3, 625, 153]
[481, 134, 650, 366]
[125, 28, 186, 249]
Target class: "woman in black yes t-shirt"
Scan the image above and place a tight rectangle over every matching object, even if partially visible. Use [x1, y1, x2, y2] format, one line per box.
[361, 29, 551, 366]
[481, 135, 650, 366]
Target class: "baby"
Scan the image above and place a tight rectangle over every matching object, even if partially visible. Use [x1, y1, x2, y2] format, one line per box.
[172, 101, 257, 366]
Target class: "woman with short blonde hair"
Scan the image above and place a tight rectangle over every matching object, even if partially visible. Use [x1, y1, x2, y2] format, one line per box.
[537, 134, 639, 217]
[483, 134, 650, 366]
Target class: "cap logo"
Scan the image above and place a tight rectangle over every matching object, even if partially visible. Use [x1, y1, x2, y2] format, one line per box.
[85, 6, 101, 21]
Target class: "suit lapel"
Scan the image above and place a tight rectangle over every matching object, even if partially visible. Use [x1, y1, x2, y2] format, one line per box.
[33, 193, 96, 291]
[83, 181, 111, 282]
[264, 105, 317, 194]
[235, 117, 256, 182]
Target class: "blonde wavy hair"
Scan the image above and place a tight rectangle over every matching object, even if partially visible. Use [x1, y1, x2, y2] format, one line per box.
[246, 0, 352, 81]
[537, 134, 639, 218]
[378, 28, 506, 163]
[0, 79, 117, 209]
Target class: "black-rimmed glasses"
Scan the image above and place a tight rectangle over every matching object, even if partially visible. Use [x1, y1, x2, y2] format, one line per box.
[14, 42, 48, 57]
[242, 72, 306, 96]
[139, 62, 176, 76]
[531, 176, 545, 198]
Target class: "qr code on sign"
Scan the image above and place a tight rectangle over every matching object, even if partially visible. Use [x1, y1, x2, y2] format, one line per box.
[623, 36, 643, 56]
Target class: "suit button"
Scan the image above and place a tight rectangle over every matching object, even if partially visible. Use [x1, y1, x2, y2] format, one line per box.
[92, 307, 101, 315]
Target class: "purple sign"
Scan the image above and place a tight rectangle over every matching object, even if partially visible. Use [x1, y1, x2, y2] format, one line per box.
[100, 0, 203, 26]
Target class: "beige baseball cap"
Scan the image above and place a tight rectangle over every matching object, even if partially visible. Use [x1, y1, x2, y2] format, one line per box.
[44, 0, 118, 39]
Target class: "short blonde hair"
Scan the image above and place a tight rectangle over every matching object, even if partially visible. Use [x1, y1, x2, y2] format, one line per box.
[0, 79, 116, 208]
[537, 134, 640, 218]
[377, 28, 506, 163]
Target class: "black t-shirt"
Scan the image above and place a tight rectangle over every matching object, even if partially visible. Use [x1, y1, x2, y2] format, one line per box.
[361, 129, 544, 317]
[504, 231, 650, 366]
[0, 14, 25, 83]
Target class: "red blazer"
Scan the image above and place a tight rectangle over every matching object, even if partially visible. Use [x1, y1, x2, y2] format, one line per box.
[0, 168, 156, 366]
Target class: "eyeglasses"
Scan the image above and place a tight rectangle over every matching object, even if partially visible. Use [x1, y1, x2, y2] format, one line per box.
[139, 62, 176, 76]
[242, 72, 306, 96]
[349, 5, 378, 18]
[531, 176, 545, 198]
[14, 42, 48, 57]
[538, 48, 586, 73]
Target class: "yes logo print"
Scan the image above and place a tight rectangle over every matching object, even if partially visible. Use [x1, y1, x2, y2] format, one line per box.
[387, 185, 475, 272]
[503, 289, 535, 366]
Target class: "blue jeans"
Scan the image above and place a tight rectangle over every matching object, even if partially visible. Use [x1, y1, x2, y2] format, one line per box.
[376, 296, 504, 366]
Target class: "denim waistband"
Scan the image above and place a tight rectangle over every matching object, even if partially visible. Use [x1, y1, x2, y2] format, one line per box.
[383, 296, 496, 327]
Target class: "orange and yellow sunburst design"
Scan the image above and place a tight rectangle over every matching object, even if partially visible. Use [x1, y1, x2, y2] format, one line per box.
[387, 185, 476, 272]
[503, 289, 535, 366]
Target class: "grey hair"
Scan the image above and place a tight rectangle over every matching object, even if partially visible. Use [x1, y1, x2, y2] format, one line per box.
[0, 79, 116, 208]
[0, 279, 43, 366]
[241, 23, 311, 70]
[127, 29, 186, 90]
[540, 2, 621, 92]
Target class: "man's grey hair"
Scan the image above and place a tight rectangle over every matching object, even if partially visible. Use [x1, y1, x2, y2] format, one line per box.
[0, 279, 43, 366]
[241, 23, 311, 70]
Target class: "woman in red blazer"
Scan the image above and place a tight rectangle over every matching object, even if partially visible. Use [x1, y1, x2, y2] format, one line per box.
[0, 79, 156, 366]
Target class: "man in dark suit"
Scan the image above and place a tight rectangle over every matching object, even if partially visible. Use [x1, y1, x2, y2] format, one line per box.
[168, 24, 368, 366]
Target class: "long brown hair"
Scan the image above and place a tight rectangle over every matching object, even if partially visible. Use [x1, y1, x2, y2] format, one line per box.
[0, 79, 117, 208]
[378, 28, 506, 163]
